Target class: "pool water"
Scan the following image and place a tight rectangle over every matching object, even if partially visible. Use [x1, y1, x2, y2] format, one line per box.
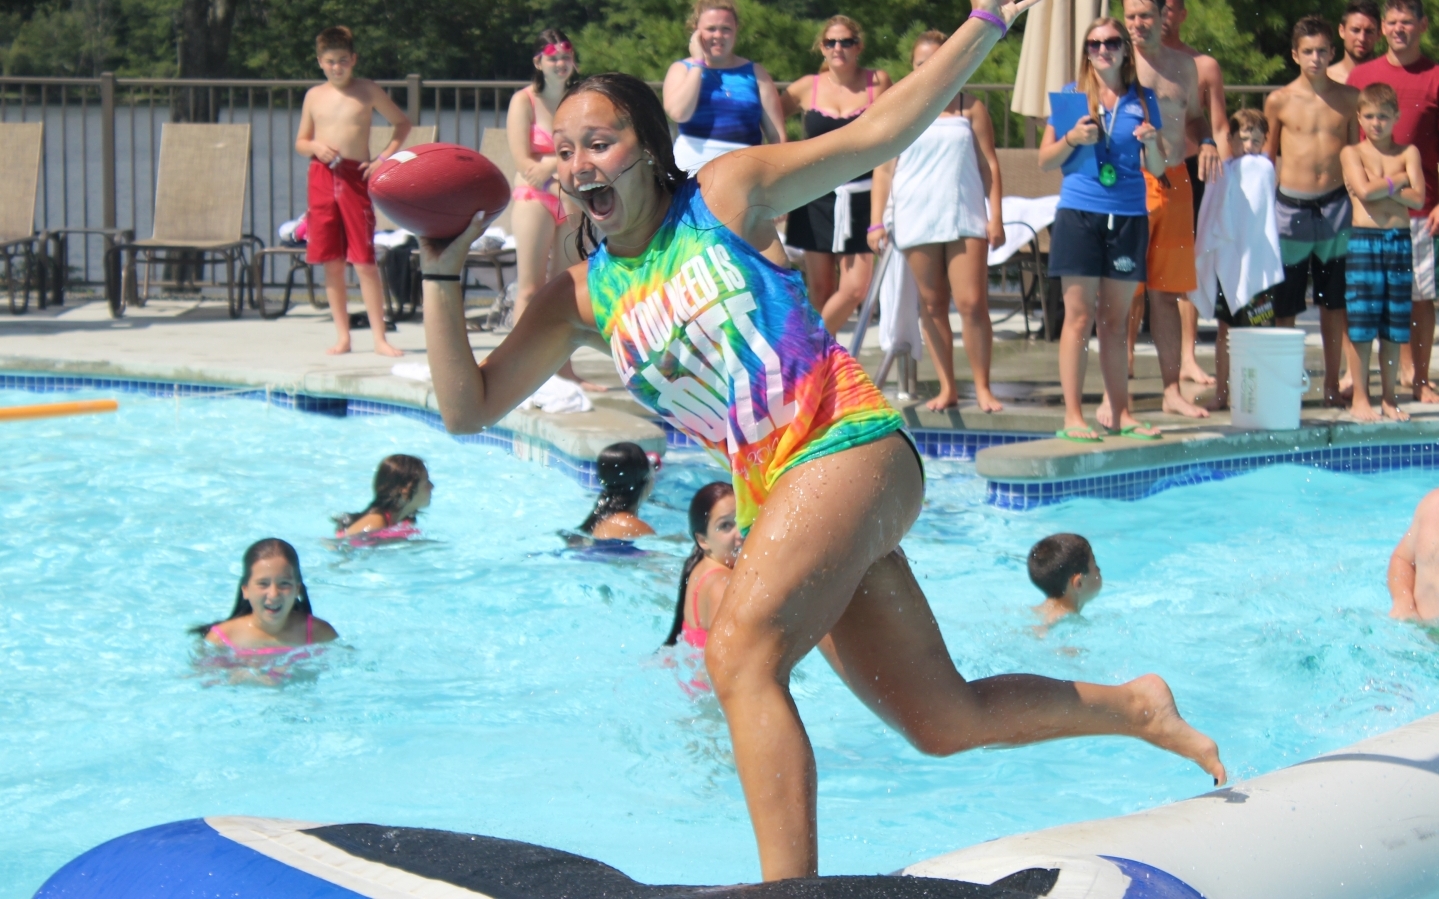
[4, 389, 1438, 896]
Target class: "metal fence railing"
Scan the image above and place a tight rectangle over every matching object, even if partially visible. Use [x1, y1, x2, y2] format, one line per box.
[0, 75, 1282, 292]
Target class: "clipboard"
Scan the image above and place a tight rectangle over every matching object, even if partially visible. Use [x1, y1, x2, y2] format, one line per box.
[1049, 92, 1098, 177]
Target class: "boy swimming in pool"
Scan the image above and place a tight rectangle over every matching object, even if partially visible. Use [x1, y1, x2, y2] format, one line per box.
[1029, 533, 1102, 625]
[1390, 488, 1439, 621]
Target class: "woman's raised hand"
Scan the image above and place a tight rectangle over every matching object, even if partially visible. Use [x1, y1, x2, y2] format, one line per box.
[688, 29, 705, 63]
[1133, 121, 1159, 145]
[971, 0, 1047, 27]
[419, 213, 488, 278]
[1069, 115, 1099, 147]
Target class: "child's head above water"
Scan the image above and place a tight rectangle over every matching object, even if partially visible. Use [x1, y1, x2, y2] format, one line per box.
[1028, 533, 1102, 612]
[191, 538, 314, 637]
[664, 481, 739, 646]
[1228, 108, 1268, 156]
[337, 454, 431, 530]
[580, 442, 655, 534]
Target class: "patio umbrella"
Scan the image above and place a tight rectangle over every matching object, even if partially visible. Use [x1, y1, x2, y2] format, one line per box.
[1011, 0, 1102, 118]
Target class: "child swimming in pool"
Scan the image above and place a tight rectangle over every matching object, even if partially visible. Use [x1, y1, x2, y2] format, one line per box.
[1390, 488, 1439, 621]
[192, 539, 337, 681]
[1029, 533, 1102, 626]
[335, 454, 432, 540]
[578, 442, 657, 540]
[664, 482, 741, 649]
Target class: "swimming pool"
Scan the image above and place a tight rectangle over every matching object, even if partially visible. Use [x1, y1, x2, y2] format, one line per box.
[4, 388, 1438, 896]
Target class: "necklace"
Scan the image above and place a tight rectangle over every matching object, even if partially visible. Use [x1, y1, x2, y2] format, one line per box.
[1095, 90, 1120, 188]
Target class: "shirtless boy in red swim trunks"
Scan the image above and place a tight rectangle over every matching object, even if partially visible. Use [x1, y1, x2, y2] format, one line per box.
[296, 26, 411, 356]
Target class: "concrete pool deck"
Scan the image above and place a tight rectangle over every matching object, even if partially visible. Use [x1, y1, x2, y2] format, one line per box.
[5, 291, 1439, 494]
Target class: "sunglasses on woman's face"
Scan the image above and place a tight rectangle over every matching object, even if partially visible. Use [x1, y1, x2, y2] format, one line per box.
[1086, 37, 1125, 54]
[823, 37, 859, 49]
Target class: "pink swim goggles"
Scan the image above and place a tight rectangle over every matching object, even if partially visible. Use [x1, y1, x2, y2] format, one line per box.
[540, 41, 573, 57]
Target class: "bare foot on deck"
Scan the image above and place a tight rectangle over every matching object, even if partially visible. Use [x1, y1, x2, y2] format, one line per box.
[1181, 361, 1215, 386]
[1096, 396, 1114, 431]
[1121, 673, 1227, 786]
[1162, 387, 1210, 419]
[1414, 382, 1439, 404]
[326, 340, 352, 356]
[1348, 397, 1382, 422]
[1383, 400, 1412, 422]
[925, 391, 960, 412]
[1338, 372, 1354, 401]
[974, 387, 1004, 413]
[1205, 392, 1229, 412]
[374, 342, 404, 358]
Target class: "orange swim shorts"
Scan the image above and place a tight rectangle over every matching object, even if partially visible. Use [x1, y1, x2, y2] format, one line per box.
[1141, 164, 1197, 294]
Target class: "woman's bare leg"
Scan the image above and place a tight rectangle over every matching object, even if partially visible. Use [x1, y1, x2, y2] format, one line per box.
[948, 237, 1000, 411]
[1059, 277, 1098, 436]
[819, 252, 875, 334]
[706, 433, 1224, 880]
[905, 244, 960, 410]
[804, 251, 837, 319]
[1097, 278, 1156, 435]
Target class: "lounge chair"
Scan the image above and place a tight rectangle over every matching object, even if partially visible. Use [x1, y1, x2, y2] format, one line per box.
[106, 123, 258, 318]
[994, 148, 1063, 340]
[0, 123, 48, 314]
[251, 125, 438, 320]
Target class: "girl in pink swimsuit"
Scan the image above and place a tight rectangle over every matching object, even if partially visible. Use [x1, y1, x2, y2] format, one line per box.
[663, 482, 741, 650]
[193, 539, 338, 683]
[334, 453, 431, 544]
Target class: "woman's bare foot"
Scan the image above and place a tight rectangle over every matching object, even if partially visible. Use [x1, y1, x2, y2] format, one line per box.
[1323, 384, 1348, 408]
[1095, 396, 1114, 431]
[1180, 361, 1215, 386]
[1348, 396, 1381, 422]
[326, 340, 352, 355]
[1115, 412, 1161, 438]
[1414, 382, 1439, 404]
[1338, 372, 1354, 400]
[1122, 674, 1226, 786]
[374, 342, 404, 358]
[1383, 400, 1412, 422]
[973, 386, 1004, 413]
[925, 391, 960, 412]
[1161, 387, 1210, 419]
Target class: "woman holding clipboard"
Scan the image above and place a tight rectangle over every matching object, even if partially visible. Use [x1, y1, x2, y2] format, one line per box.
[1039, 18, 1166, 441]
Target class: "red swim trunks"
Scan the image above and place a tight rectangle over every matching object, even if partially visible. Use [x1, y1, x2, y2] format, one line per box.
[306, 158, 376, 266]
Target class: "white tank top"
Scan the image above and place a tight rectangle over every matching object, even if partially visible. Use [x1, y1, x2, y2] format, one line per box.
[891, 114, 989, 249]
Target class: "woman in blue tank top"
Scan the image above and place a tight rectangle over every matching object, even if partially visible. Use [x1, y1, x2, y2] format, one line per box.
[419, 2, 1225, 881]
[662, 0, 785, 174]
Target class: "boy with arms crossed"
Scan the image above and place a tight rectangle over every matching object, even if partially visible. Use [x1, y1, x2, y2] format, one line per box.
[1116, 0, 1215, 425]
[1265, 16, 1359, 408]
[296, 26, 411, 356]
[1349, 0, 1439, 404]
[1341, 83, 1422, 422]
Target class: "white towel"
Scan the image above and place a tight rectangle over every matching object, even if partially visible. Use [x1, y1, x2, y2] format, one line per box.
[1191, 155, 1284, 318]
[673, 134, 751, 175]
[877, 246, 924, 361]
[373, 229, 415, 249]
[989, 195, 1059, 266]
[519, 375, 594, 414]
[832, 179, 873, 253]
[471, 226, 510, 253]
[390, 362, 432, 382]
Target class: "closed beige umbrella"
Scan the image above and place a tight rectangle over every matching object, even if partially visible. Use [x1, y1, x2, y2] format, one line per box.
[1011, 0, 1102, 118]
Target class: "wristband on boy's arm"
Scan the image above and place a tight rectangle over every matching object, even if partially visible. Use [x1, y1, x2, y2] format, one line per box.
[1387, 177, 1396, 196]
[867, 224, 885, 233]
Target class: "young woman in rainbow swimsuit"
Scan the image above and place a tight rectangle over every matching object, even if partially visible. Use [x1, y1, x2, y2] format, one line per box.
[421, 0, 1225, 879]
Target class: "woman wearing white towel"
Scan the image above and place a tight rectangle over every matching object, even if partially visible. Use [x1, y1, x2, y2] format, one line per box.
[870, 30, 1006, 412]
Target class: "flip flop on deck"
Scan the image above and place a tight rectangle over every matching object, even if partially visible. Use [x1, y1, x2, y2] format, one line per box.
[1055, 426, 1103, 443]
[1109, 423, 1162, 440]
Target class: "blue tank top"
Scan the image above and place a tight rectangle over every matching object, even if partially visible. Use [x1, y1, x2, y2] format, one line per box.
[676, 62, 764, 146]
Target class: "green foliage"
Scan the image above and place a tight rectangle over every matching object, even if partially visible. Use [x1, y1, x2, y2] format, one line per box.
[1173, 0, 1286, 86]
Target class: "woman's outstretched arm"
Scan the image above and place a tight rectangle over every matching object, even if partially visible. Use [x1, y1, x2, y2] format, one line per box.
[422, 216, 598, 434]
[702, 0, 1041, 225]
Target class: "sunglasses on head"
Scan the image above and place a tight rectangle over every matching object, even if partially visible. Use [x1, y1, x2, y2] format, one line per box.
[822, 37, 859, 49]
[540, 41, 573, 57]
[1086, 37, 1125, 53]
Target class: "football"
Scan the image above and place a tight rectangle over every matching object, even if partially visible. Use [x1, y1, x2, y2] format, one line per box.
[368, 143, 509, 239]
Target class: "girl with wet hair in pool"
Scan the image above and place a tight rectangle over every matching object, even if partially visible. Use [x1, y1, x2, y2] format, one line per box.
[419, 0, 1224, 876]
[664, 481, 739, 648]
[578, 441, 656, 539]
[334, 453, 432, 542]
[192, 539, 337, 659]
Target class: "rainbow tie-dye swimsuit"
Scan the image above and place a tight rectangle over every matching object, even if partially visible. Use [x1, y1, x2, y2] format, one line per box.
[588, 178, 904, 531]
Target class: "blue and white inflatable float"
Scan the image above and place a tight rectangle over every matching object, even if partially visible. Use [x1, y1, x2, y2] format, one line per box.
[36, 713, 1439, 898]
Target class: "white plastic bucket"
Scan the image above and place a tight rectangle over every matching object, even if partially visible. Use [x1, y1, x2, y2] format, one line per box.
[1229, 327, 1309, 430]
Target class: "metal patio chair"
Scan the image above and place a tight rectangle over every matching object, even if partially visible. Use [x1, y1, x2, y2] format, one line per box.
[994, 148, 1063, 340]
[250, 125, 439, 320]
[0, 123, 48, 314]
[107, 123, 259, 318]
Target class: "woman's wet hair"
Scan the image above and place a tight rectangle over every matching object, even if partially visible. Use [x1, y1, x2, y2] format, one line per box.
[580, 442, 654, 534]
[334, 453, 429, 529]
[190, 538, 313, 636]
[560, 73, 688, 258]
[687, 0, 739, 32]
[664, 481, 735, 646]
[532, 27, 582, 94]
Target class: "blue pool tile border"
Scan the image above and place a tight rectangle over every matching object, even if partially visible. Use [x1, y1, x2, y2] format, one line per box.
[658, 419, 1044, 463]
[1, 371, 601, 490]
[987, 441, 1439, 510]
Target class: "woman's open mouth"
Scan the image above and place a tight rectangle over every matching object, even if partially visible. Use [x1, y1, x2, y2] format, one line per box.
[577, 182, 616, 219]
